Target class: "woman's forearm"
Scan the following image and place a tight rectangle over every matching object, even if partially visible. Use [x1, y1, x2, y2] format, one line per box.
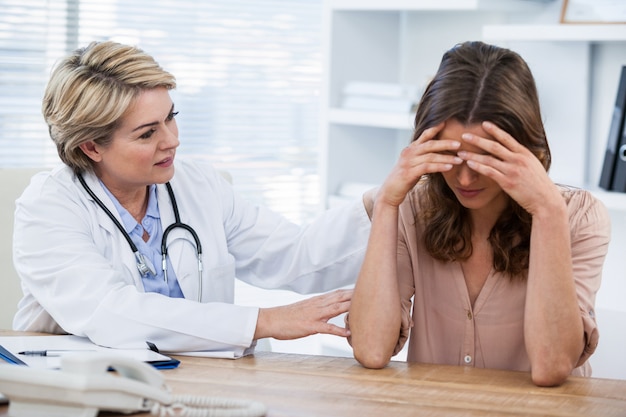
[348, 200, 403, 369]
[525, 199, 584, 386]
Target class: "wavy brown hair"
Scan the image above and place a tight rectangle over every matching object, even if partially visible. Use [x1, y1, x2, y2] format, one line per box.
[413, 41, 551, 277]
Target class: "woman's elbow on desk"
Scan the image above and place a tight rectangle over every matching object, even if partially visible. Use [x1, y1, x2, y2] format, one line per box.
[352, 345, 393, 369]
[528, 336, 584, 387]
[530, 359, 575, 387]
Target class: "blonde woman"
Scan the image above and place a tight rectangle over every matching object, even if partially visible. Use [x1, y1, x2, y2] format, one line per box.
[13, 41, 371, 355]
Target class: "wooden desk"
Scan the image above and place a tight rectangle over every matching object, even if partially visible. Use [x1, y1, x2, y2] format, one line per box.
[2, 350, 626, 416]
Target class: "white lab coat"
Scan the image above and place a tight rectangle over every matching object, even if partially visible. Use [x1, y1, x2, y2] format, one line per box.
[12, 159, 371, 355]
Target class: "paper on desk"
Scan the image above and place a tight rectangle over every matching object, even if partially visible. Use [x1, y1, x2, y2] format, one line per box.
[0, 335, 173, 369]
[167, 344, 255, 359]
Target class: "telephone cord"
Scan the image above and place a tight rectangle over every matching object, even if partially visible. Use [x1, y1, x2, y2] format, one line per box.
[151, 394, 267, 417]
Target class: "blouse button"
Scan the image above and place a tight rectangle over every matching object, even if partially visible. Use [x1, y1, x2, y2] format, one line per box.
[467, 311, 473, 320]
[464, 355, 472, 364]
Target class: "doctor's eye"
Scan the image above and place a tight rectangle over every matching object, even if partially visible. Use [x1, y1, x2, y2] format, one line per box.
[166, 111, 179, 122]
[139, 128, 156, 139]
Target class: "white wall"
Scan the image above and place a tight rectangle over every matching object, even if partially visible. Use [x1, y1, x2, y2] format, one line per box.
[590, 207, 626, 380]
[0, 169, 43, 330]
[584, 43, 626, 381]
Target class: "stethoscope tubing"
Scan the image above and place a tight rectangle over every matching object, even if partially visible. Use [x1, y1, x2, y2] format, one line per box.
[77, 173, 203, 301]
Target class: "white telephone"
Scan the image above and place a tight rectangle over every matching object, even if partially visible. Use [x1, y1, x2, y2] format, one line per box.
[0, 353, 267, 417]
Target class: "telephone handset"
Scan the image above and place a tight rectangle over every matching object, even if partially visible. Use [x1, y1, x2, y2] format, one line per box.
[0, 353, 267, 417]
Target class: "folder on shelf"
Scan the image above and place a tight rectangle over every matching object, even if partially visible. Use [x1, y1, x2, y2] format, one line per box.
[599, 66, 626, 191]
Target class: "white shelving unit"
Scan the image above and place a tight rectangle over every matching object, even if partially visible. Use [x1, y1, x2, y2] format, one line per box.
[483, 24, 626, 42]
[320, 0, 626, 379]
[321, 0, 626, 207]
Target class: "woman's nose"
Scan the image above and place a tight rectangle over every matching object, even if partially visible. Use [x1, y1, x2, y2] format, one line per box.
[456, 162, 477, 186]
[163, 124, 180, 149]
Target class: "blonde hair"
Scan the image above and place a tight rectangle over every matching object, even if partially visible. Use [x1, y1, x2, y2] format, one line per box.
[42, 41, 176, 172]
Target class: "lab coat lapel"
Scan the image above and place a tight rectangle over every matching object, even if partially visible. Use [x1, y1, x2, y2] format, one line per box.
[77, 172, 145, 288]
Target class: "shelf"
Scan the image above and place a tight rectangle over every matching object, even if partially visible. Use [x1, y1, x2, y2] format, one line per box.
[329, 0, 479, 10]
[483, 24, 626, 42]
[328, 108, 414, 130]
[328, 0, 544, 12]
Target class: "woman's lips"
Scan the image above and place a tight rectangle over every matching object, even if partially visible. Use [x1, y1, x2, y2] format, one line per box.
[156, 157, 174, 167]
[456, 187, 482, 198]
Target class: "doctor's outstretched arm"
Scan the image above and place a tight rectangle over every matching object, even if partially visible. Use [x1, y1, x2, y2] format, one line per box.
[254, 289, 352, 340]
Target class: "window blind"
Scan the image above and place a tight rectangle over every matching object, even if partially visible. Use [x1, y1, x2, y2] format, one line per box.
[0, 0, 323, 223]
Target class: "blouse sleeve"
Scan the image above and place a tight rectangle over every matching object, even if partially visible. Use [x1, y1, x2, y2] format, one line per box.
[567, 189, 611, 367]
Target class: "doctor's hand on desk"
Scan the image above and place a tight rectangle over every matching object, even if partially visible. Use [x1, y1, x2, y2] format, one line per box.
[253, 289, 352, 340]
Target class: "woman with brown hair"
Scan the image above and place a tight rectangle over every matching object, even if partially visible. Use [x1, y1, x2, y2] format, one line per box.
[347, 41, 611, 387]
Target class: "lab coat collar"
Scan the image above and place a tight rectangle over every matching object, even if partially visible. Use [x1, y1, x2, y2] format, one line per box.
[75, 171, 124, 237]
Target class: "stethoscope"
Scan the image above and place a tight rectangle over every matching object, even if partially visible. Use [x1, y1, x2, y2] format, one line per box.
[77, 173, 203, 299]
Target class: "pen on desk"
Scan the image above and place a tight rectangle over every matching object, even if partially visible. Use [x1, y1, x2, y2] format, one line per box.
[18, 350, 56, 356]
[18, 350, 96, 356]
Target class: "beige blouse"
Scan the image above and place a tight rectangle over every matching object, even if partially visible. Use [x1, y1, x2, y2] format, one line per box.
[390, 185, 611, 376]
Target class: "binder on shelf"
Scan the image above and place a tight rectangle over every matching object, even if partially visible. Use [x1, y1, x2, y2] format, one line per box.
[610, 110, 626, 192]
[599, 66, 626, 191]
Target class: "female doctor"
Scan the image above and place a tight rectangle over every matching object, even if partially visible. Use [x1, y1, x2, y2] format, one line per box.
[12, 41, 372, 356]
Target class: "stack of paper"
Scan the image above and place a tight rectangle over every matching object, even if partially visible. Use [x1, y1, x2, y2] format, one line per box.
[340, 81, 423, 113]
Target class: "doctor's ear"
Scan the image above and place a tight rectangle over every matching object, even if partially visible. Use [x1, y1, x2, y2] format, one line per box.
[79, 141, 103, 163]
